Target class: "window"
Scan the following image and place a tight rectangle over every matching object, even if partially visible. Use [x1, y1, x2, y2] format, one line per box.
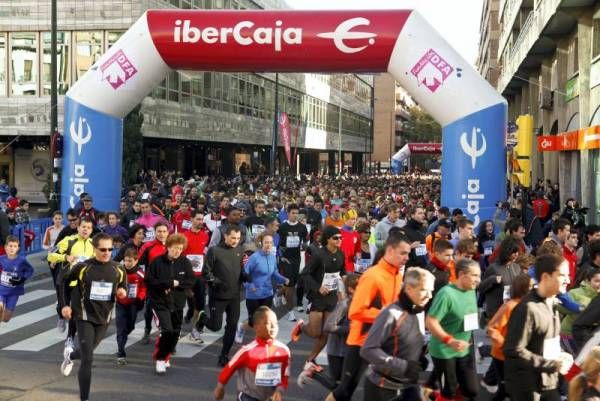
[75, 32, 102, 81]
[0, 34, 5, 96]
[152, 78, 167, 100]
[107, 31, 124, 49]
[11, 32, 37, 96]
[42, 31, 71, 95]
[181, 73, 191, 105]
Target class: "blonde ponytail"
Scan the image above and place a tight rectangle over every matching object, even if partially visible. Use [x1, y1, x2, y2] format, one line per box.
[568, 346, 600, 401]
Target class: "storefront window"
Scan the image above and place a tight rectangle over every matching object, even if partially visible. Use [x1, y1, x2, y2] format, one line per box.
[0, 34, 5, 96]
[75, 31, 102, 81]
[42, 32, 70, 95]
[11, 32, 37, 96]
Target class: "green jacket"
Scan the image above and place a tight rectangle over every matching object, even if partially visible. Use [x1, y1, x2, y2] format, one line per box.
[559, 281, 598, 335]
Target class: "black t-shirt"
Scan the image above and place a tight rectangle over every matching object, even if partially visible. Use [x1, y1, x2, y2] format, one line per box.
[244, 215, 266, 241]
[278, 221, 308, 261]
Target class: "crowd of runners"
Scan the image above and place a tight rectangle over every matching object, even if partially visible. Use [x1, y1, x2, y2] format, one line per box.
[0, 171, 599, 401]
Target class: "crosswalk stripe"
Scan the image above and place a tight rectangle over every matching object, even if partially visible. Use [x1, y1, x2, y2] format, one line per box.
[173, 301, 249, 359]
[0, 304, 56, 337]
[25, 277, 53, 288]
[94, 320, 158, 355]
[18, 290, 55, 305]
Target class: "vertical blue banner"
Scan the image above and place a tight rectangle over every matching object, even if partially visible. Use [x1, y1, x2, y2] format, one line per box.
[441, 103, 507, 228]
[61, 97, 123, 213]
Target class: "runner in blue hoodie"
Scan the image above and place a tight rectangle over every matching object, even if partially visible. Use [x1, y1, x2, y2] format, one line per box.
[0, 235, 34, 322]
[241, 232, 288, 331]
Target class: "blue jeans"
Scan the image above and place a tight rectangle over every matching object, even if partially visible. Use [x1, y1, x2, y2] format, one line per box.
[116, 302, 140, 357]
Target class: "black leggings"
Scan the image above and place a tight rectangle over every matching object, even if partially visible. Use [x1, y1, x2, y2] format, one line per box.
[185, 277, 206, 319]
[199, 297, 240, 357]
[431, 351, 479, 400]
[245, 297, 272, 327]
[152, 306, 183, 361]
[332, 345, 367, 401]
[509, 390, 561, 401]
[70, 320, 108, 401]
[328, 354, 344, 382]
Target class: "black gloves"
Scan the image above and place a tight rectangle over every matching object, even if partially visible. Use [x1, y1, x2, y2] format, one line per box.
[9, 277, 26, 286]
[404, 360, 422, 383]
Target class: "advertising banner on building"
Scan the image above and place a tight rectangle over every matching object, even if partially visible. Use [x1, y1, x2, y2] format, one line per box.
[14, 149, 51, 204]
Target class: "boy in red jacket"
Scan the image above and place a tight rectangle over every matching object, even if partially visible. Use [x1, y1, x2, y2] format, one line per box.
[214, 306, 290, 401]
[116, 248, 147, 365]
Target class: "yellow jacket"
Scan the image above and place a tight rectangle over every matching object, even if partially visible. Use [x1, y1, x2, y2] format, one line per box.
[47, 234, 94, 266]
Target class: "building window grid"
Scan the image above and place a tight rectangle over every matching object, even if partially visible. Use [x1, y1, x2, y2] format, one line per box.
[0, 33, 6, 97]
[10, 31, 39, 96]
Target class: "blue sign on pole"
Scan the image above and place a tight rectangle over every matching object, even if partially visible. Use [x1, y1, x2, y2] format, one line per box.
[61, 97, 123, 213]
[441, 103, 507, 227]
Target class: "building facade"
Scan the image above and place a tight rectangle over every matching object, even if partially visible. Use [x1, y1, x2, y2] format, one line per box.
[477, 0, 501, 88]
[372, 73, 415, 171]
[0, 0, 373, 201]
[485, 0, 600, 223]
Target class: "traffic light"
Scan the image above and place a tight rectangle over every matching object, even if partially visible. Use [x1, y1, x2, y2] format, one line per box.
[513, 114, 533, 187]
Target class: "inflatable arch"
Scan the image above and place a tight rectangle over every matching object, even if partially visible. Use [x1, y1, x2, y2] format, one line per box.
[62, 9, 506, 227]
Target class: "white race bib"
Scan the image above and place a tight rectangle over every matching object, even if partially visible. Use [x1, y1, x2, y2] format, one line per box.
[129, 221, 135, 227]
[127, 283, 138, 299]
[286, 235, 300, 248]
[503, 285, 511, 302]
[144, 228, 155, 242]
[90, 281, 113, 301]
[187, 254, 204, 273]
[322, 272, 341, 291]
[255, 362, 282, 386]
[75, 256, 87, 264]
[252, 224, 265, 237]
[463, 312, 479, 331]
[484, 247, 493, 256]
[543, 337, 561, 360]
[415, 244, 427, 257]
[0, 270, 15, 287]
[182, 220, 192, 230]
[306, 224, 312, 234]
[355, 258, 370, 274]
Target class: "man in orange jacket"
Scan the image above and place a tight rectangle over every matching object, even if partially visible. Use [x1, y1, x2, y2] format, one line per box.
[325, 232, 411, 401]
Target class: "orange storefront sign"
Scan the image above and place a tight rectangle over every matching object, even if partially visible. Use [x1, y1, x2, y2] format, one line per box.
[538, 125, 600, 152]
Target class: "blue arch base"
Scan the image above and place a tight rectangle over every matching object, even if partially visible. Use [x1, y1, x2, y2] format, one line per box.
[441, 103, 507, 228]
[61, 97, 123, 213]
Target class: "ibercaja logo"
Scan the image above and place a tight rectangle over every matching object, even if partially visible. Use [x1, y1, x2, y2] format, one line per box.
[411, 49, 454, 93]
[100, 49, 138, 90]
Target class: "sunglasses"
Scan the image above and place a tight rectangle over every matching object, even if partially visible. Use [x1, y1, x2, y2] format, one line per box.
[68, 218, 78, 222]
[331, 235, 342, 240]
[97, 247, 114, 253]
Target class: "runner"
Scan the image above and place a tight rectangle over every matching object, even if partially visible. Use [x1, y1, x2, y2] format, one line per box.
[0, 235, 34, 323]
[213, 306, 290, 401]
[145, 233, 195, 374]
[58, 232, 127, 401]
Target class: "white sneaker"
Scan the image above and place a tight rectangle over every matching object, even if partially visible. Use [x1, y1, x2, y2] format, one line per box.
[234, 322, 245, 344]
[295, 306, 305, 313]
[155, 360, 166, 375]
[287, 311, 297, 322]
[57, 318, 66, 333]
[189, 328, 204, 344]
[61, 347, 74, 377]
[480, 379, 498, 394]
[165, 360, 171, 369]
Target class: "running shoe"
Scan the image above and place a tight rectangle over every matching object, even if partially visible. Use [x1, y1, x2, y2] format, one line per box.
[234, 322, 245, 344]
[303, 360, 323, 373]
[57, 318, 66, 333]
[287, 310, 297, 322]
[61, 347, 74, 377]
[116, 357, 127, 366]
[291, 319, 304, 342]
[141, 330, 151, 345]
[189, 328, 204, 344]
[155, 360, 166, 375]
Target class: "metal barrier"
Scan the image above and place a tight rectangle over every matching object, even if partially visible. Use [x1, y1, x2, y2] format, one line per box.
[10, 218, 53, 256]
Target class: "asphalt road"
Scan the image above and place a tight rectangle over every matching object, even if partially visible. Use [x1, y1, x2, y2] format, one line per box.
[0, 254, 496, 401]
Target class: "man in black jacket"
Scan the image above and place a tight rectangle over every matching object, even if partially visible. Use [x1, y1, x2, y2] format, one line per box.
[196, 225, 244, 366]
[573, 294, 600, 350]
[503, 253, 574, 401]
[402, 206, 428, 267]
[145, 233, 195, 375]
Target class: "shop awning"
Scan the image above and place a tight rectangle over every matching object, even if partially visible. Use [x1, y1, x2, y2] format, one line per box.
[537, 125, 600, 152]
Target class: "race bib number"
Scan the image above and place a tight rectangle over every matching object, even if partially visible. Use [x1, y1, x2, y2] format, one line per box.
[90, 281, 113, 301]
[0, 270, 15, 287]
[187, 254, 204, 273]
[415, 244, 427, 257]
[251, 224, 265, 237]
[484, 247, 493, 256]
[127, 283, 137, 299]
[322, 272, 341, 292]
[255, 362, 282, 386]
[182, 220, 192, 230]
[75, 256, 87, 264]
[306, 224, 311, 234]
[543, 337, 561, 360]
[503, 285, 511, 302]
[144, 228, 155, 242]
[463, 312, 479, 331]
[286, 235, 300, 248]
[355, 259, 370, 274]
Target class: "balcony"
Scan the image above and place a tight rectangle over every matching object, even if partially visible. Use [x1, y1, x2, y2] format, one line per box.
[497, 0, 578, 94]
[498, 0, 527, 59]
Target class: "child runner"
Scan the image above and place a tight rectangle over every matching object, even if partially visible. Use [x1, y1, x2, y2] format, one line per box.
[115, 248, 147, 365]
[0, 235, 34, 323]
[214, 306, 290, 401]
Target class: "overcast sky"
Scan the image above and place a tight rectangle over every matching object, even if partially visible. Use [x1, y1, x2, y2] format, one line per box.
[285, 0, 485, 65]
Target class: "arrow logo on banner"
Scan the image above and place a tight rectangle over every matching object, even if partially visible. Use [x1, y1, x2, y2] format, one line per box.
[417, 63, 443, 89]
[317, 18, 377, 54]
[102, 62, 126, 86]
